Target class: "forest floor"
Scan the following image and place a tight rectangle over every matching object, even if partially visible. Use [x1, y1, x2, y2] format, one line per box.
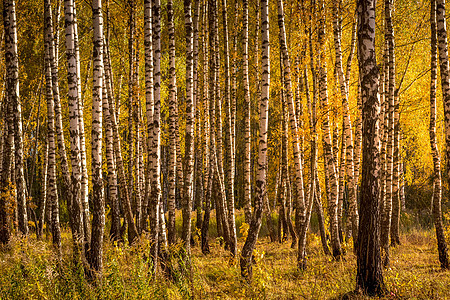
[1, 212, 450, 299]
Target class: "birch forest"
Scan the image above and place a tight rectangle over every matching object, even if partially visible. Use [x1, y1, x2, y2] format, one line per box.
[1, 0, 450, 298]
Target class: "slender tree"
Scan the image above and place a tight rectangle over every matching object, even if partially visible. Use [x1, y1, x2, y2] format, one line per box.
[432, 0, 450, 269]
[64, 0, 85, 257]
[381, 0, 396, 267]
[103, 40, 120, 241]
[89, 0, 105, 274]
[222, 0, 237, 257]
[2, 0, 27, 237]
[53, 0, 72, 230]
[332, 0, 358, 243]
[243, 0, 252, 224]
[149, 0, 162, 273]
[182, 0, 195, 259]
[144, 0, 154, 239]
[276, 0, 306, 245]
[317, 0, 341, 259]
[37, 142, 48, 240]
[240, 0, 269, 281]
[73, 0, 90, 247]
[201, 0, 213, 255]
[167, 0, 177, 245]
[44, 0, 61, 251]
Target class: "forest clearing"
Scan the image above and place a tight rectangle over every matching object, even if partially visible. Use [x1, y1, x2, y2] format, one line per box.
[1, 0, 449, 298]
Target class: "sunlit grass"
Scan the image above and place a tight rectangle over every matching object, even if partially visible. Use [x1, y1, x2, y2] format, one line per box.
[1, 213, 450, 299]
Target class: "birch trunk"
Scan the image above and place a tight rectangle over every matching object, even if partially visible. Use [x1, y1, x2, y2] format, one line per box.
[432, 0, 450, 269]
[64, 0, 85, 255]
[149, 0, 162, 273]
[52, 3, 71, 225]
[167, 0, 177, 245]
[390, 92, 401, 246]
[73, 0, 90, 245]
[317, 0, 341, 258]
[201, 0, 212, 255]
[240, 0, 269, 281]
[3, 0, 27, 236]
[332, 0, 358, 244]
[193, 0, 202, 241]
[0, 95, 13, 244]
[356, 0, 386, 294]
[144, 0, 154, 239]
[89, 0, 105, 274]
[103, 41, 120, 241]
[44, 0, 61, 250]
[243, 0, 252, 224]
[221, 0, 237, 257]
[276, 0, 306, 243]
[381, 0, 395, 267]
[181, 0, 195, 259]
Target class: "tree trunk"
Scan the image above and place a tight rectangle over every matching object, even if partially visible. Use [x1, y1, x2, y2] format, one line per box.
[53, 1, 72, 228]
[144, 0, 154, 240]
[381, 0, 395, 267]
[167, 0, 177, 245]
[64, 0, 85, 258]
[73, 0, 90, 248]
[317, 0, 341, 259]
[38, 142, 48, 240]
[149, 0, 162, 274]
[89, 0, 105, 274]
[221, 0, 237, 258]
[390, 92, 401, 247]
[432, 0, 450, 269]
[181, 0, 195, 260]
[193, 0, 202, 244]
[240, 0, 269, 281]
[201, 0, 212, 255]
[355, 0, 386, 295]
[243, 0, 252, 225]
[44, 0, 61, 251]
[103, 40, 120, 242]
[277, 0, 306, 245]
[3, 0, 27, 237]
[279, 56, 293, 244]
[332, 0, 358, 247]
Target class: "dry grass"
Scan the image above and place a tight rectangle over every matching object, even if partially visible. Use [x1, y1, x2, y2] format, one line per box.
[1, 222, 450, 299]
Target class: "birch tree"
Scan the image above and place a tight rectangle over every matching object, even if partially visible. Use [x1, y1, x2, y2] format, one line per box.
[434, 0, 450, 269]
[332, 0, 358, 243]
[64, 0, 85, 256]
[149, 0, 162, 272]
[167, 0, 177, 245]
[181, 0, 196, 258]
[356, 0, 385, 294]
[44, 0, 61, 250]
[73, 0, 90, 245]
[103, 40, 120, 241]
[317, 0, 341, 258]
[2, 0, 27, 237]
[243, 0, 252, 224]
[221, 0, 237, 257]
[89, 0, 105, 274]
[381, 0, 395, 267]
[240, 0, 269, 281]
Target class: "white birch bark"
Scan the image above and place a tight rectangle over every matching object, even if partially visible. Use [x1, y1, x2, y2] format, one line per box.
[240, 0, 270, 281]
[89, 0, 105, 274]
[64, 0, 85, 253]
[44, 0, 61, 250]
